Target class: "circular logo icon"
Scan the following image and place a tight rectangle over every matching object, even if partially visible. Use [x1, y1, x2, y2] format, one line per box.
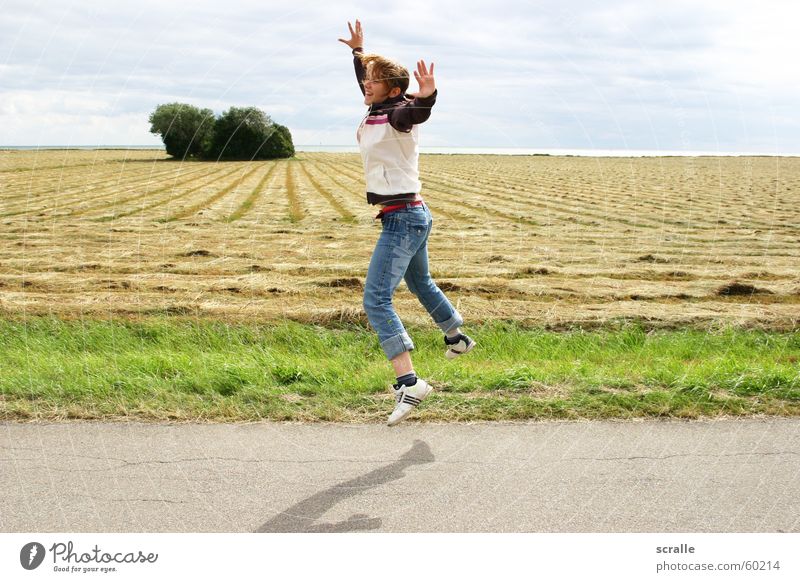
[20, 542, 46, 570]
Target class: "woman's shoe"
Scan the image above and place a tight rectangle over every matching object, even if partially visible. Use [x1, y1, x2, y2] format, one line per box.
[444, 333, 476, 360]
[388, 378, 432, 426]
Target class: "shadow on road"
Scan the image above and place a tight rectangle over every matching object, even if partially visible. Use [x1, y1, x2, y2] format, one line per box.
[255, 439, 434, 533]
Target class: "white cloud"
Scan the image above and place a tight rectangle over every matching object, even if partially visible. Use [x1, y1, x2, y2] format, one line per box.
[1, 0, 798, 151]
[1, 90, 113, 115]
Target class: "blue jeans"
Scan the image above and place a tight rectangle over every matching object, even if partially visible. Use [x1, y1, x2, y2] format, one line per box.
[363, 202, 464, 360]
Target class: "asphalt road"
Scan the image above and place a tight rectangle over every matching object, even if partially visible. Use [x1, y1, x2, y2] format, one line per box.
[2, 418, 798, 532]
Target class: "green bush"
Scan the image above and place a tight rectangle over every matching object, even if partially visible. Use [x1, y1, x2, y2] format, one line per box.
[148, 102, 214, 159]
[149, 103, 294, 161]
[206, 106, 294, 161]
[261, 123, 295, 159]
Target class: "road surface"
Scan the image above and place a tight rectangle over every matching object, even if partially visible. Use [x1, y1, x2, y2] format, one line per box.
[2, 418, 798, 532]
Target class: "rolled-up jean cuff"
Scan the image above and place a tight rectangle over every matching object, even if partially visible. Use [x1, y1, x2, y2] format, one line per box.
[380, 332, 415, 360]
[435, 311, 464, 334]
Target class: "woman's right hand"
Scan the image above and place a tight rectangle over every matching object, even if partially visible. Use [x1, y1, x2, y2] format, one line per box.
[338, 19, 363, 50]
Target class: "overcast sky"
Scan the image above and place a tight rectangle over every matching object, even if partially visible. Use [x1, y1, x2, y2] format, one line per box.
[2, 0, 799, 152]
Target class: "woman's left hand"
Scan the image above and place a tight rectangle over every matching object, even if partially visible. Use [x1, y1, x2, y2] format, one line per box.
[409, 60, 435, 98]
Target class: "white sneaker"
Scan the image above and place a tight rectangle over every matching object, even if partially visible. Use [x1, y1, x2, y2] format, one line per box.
[444, 333, 476, 360]
[387, 378, 432, 426]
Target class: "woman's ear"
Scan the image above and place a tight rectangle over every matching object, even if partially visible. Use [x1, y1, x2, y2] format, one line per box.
[389, 87, 402, 98]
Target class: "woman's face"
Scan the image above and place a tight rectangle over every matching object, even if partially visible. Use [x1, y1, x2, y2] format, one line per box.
[363, 68, 400, 105]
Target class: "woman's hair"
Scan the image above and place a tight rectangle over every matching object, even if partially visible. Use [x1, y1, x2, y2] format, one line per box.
[358, 53, 410, 95]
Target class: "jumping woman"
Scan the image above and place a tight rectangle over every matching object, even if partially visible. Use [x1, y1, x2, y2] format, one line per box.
[338, 19, 476, 426]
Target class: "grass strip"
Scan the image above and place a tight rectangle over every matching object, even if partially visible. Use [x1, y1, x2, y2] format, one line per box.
[1, 315, 798, 423]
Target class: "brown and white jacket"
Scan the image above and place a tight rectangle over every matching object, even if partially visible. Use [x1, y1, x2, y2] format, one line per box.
[351, 47, 438, 205]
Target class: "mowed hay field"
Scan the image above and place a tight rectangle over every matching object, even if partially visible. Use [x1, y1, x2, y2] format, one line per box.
[1, 149, 799, 330]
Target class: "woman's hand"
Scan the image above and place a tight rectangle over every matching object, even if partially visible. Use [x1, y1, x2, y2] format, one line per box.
[409, 60, 436, 99]
[338, 19, 363, 50]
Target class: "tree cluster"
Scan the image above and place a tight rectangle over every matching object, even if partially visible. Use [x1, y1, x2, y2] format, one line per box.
[148, 103, 295, 161]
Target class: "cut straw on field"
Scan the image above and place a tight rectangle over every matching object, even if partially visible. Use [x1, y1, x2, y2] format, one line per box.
[225, 162, 279, 222]
[299, 162, 357, 223]
[162, 163, 263, 221]
[284, 162, 304, 222]
[1, 149, 799, 330]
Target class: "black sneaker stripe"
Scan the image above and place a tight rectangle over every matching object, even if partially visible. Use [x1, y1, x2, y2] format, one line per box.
[402, 395, 422, 406]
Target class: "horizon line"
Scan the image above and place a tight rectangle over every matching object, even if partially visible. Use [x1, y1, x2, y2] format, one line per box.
[2, 145, 799, 157]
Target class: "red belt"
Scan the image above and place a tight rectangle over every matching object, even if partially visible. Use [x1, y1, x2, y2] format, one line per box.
[375, 199, 424, 219]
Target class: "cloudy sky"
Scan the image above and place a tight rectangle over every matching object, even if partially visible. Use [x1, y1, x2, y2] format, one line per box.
[2, 0, 799, 152]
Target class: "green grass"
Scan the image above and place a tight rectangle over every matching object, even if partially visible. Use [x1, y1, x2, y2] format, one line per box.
[1, 315, 799, 422]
